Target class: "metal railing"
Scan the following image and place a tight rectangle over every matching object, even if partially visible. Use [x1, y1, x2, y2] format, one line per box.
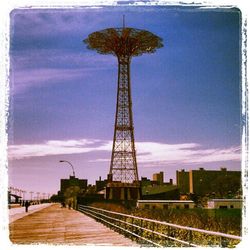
[78, 205, 241, 247]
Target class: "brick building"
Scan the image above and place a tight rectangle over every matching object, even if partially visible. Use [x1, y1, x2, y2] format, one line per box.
[176, 168, 241, 196]
[95, 176, 107, 192]
[153, 171, 164, 185]
[58, 176, 88, 198]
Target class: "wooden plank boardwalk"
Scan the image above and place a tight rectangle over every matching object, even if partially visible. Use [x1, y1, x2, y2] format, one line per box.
[9, 203, 137, 246]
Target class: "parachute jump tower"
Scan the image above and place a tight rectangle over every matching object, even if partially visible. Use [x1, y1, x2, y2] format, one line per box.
[84, 20, 163, 201]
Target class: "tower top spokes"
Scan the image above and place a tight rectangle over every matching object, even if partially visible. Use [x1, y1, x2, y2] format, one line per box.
[84, 26, 163, 58]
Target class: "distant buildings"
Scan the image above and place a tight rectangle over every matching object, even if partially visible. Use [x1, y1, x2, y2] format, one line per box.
[176, 168, 241, 197]
[141, 172, 173, 187]
[56, 167, 241, 208]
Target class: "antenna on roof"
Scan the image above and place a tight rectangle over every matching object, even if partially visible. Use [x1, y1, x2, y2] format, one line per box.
[123, 15, 125, 28]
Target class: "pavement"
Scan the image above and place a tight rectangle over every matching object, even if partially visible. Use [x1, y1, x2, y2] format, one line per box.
[9, 203, 53, 223]
[9, 203, 137, 246]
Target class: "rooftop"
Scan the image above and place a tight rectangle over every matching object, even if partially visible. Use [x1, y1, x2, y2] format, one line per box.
[142, 185, 177, 195]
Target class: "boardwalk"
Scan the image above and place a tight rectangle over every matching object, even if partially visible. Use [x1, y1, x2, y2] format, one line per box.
[9, 204, 137, 246]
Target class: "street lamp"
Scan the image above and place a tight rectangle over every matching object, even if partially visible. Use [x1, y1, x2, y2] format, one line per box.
[59, 160, 75, 177]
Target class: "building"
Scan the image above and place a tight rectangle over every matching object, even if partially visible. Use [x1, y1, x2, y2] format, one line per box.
[8, 192, 21, 204]
[207, 199, 242, 209]
[176, 169, 190, 194]
[176, 168, 241, 196]
[95, 176, 107, 192]
[137, 200, 195, 210]
[140, 177, 158, 187]
[153, 171, 164, 185]
[142, 185, 180, 200]
[59, 176, 88, 197]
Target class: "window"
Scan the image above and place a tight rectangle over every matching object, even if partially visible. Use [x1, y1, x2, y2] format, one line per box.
[230, 205, 234, 209]
[144, 204, 150, 209]
[219, 206, 227, 209]
[152, 205, 156, 209]
[184, 204, 189, 209]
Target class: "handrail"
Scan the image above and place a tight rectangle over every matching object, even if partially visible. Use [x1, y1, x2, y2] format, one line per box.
[79, 205, 241, 240]
[80, 206, 198, 247]
[81, 208, 162, 247]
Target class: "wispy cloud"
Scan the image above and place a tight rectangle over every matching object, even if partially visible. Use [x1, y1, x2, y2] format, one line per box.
[8, 139, 111, 160]
[8, 138, 241, 166]
[12, 10, 110, 41]
[135, 142, 241, 165]
[11, 68, 87, 94]
[10, 51, 116, 94]
[10, 10, 117, 96]
[11, 50, 115, 71]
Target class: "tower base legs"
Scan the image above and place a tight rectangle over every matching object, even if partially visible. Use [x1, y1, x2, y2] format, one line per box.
[105, 183, 141, 201]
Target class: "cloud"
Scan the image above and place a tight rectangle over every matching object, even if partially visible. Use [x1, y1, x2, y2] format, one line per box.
[135, 142, 241, 166]
[8, 138, 241, 166]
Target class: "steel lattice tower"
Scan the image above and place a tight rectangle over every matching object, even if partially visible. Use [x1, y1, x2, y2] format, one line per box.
[84, 22, 163, 200]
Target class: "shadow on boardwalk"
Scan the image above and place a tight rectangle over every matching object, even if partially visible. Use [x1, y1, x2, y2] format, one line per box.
[9, 203, 137, 246]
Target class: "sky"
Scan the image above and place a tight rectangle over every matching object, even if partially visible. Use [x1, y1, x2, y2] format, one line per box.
[8, 6, 241, 196]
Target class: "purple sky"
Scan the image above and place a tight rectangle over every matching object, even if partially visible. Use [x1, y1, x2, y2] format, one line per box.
[8, 6, 241, 196]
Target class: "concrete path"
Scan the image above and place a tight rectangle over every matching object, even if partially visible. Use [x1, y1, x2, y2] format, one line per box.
[9, 203, 137, 246]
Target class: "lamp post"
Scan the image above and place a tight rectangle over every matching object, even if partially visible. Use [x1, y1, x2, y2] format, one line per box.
[59, 160, 75, 177]
[37, 192, 40, 202]
[30, 191, 33, 201]
[23, 190, 27, 201]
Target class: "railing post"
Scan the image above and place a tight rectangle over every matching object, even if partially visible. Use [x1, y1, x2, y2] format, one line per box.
[151, 222, 155, 242]
[140, 219, 143, 244]
[220, 236, 228, 248]
[140, 219, 143, 236]
[131, 217, 134, 240]
[119, 214, 122, 232]
[167, 225, 171, 247]
[188, 229, 193, 246]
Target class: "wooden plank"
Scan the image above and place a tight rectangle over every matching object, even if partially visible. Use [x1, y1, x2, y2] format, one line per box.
[9, 204, 137, 246]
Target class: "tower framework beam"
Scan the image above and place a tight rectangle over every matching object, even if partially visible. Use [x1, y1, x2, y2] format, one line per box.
[109, 55, 138, 183]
